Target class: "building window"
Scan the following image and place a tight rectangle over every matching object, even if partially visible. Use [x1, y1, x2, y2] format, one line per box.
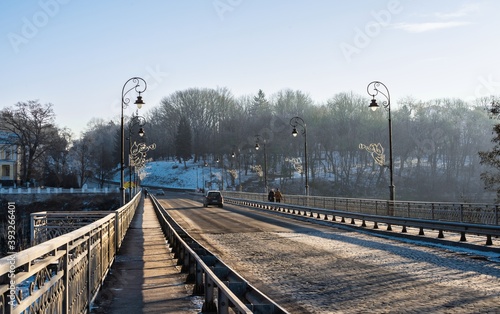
[2, 165, 10, 177]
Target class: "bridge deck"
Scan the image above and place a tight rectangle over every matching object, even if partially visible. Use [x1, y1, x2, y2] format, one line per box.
[91, 197, 199, 313]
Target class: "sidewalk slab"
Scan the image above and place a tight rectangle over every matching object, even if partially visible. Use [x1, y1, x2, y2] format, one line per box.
[91, 198, 200, 314]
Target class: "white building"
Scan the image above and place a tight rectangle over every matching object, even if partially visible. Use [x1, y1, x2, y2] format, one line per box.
[0, 131, 20, 187]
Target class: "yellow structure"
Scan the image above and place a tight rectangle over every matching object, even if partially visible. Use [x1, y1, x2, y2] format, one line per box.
[0, 131, 20, 187]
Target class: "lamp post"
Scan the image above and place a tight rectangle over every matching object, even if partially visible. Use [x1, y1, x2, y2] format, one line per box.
[204, 161, 212, 190]
[127, 114, 146, 201]
[367, 80, 395, 202]
[120, 77, 147, 206]
[216, 157, 224, 190]
[231, 149, 242, 191]
[255, 135, 267, 193]
[289, 116, 309, 196]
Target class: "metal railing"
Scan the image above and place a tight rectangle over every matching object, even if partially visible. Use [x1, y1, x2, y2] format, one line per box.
[0, 192, 141, 313]
[223, 192, 500, 247]
[149, 194, 289, 314]
[0, 187, 119, 194]
[223, 192, 499, 226]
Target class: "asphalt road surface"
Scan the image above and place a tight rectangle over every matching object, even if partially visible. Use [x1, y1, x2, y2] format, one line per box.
[157, 192, 500, 314]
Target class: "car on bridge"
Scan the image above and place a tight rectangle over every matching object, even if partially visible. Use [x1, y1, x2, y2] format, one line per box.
[203, 190, 223, 208]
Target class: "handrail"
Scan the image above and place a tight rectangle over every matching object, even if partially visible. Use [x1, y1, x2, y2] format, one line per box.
[149, 194, 289, 314]
[225, 196, 500, 247]
[0, 187, 119, 194]
[0, 191, 141, 313]
[222, 191, 500, 226]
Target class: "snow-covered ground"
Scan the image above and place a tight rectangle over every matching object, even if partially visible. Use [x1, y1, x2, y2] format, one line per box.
[137, 160, 241, 190]
[131, 159, 296, 192]
[139, 161, 202, 189]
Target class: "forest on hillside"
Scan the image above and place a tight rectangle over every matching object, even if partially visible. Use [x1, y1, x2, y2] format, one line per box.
[2, 89, 498, 203]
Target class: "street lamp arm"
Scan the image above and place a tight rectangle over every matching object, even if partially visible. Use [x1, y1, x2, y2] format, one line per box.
[289, 116, 306, 135]
[367, 81, 390, 110]
[122, 77, 147, 109]
[128, 115, 146, 129]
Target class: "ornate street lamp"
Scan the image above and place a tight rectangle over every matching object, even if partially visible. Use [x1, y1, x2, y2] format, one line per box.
[231, 148, 242, 190]
[255, 135, 267, 193]
[366, 80, 395, 202]
[204, 161, 212, 190]
[120, 77, 147, 206]
[127, 114, 146, 201]
[289, 116, 309, 196]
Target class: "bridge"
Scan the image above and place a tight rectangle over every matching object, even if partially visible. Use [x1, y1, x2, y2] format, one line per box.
[1, 191, 499, 313]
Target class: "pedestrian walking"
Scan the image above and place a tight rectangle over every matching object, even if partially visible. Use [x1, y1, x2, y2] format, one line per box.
[268, 189, 275, 202]
[274, 188, 283, 203]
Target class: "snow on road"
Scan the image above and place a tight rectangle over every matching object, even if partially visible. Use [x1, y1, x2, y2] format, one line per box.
[202, 229, 500, 313]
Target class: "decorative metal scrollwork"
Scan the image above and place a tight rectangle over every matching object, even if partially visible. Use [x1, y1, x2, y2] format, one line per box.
[359, 143, 386, 166]
[130, 142, 156, 168]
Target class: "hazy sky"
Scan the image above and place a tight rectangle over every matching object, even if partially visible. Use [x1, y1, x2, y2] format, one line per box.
[2, 0, 500, 137]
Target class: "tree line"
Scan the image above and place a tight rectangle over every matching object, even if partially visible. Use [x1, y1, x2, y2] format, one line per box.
[1, 89, 499, 202]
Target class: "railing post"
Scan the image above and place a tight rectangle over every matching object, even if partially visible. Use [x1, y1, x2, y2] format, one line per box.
[193, 260, 203, 295]
[115, 211, 120, 251]
[30, 212, 36, 246]
[218, 288, 230, 314]
[496, 205, 499, 226]
[87, 232, 92, 313]
[202, 275, 217, 312]
[63, 242, 69, 313]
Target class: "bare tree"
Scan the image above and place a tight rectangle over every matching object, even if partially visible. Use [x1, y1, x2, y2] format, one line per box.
[70, 135, 93, 187]
[0, 101, 65, 185]
[77, 119, 119, 188]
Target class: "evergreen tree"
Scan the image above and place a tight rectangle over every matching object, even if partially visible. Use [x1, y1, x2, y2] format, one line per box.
[175, 116, 192, 167]
[251, 89, 271, 116]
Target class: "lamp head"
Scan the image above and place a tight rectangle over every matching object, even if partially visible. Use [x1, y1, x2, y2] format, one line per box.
[255, 143, 260, 150]
[135, 94, 145, 109]
[231, 152, 235, 158]
[369, 98, 379, 111]
[138, 127, 145, 137]
[292, 127, 298, 137]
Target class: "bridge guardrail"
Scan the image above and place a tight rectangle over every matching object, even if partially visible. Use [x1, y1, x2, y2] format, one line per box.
[0, 191, 141, 313]
[149, 194, 290, 314]
[0, 187, 119, 194]
[223, 192, 500, 248]
[222, 192, 499, 226]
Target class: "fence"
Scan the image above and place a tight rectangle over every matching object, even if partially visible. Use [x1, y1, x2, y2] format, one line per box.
[223, 192, 500, 226]
[0, 187, 118, 195]
[0, 191, 140, 313]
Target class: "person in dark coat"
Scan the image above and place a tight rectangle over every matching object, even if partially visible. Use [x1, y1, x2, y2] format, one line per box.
[268, 189, 275, 202]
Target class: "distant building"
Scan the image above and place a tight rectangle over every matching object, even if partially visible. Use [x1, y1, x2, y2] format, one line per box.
[0, 131, 20, 187]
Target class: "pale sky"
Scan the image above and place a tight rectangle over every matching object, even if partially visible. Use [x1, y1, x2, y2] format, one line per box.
[2, 0, 500, 137]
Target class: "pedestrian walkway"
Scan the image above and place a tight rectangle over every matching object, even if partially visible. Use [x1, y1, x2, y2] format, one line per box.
[91, 197, 200, 314]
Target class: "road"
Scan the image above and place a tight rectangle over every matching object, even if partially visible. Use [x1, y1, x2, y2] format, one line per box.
[157, 192, 500, 314]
